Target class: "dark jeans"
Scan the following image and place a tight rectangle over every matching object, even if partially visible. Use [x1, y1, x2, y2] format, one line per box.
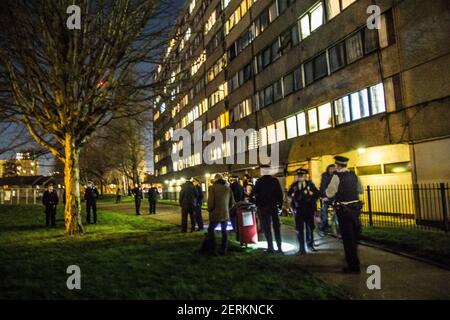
[86, 201, 97, 223]
[207, 220, 228, 253]
[149, 201, 156, 214]
[336, 205, 361, 270]
[181, 206, 195, 232]
[135, 198, 141, 215]
[115, 195, 121, 203]
[294, 208, 315, 252]
[229, 212, 239, 241]
[45, 205, 56, 226]
[259, 205, 282, 251]
[194, 205, 204, 230]
[319, 200, 334, 232]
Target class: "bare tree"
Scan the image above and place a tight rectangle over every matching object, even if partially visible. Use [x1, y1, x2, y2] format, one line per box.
[0, 0, 180, 235]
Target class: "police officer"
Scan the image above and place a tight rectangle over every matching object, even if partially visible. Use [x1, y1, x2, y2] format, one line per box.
[288, 169, 320, 255]
[325, 156, 363, 274]
[42, 183, 59, 227]
[84, 181, 99, 224]
[192, 178, 204, 231]
[253, 172, 284, 254]
[132, 183, 143, 215]
[147, 184, 159, 215]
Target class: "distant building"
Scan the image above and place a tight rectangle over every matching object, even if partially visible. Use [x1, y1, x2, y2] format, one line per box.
[0, 159, 39, 177]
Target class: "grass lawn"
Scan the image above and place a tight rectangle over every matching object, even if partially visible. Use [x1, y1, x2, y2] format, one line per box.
[360, 227, 450, 266]
[0, 205, 346, 300]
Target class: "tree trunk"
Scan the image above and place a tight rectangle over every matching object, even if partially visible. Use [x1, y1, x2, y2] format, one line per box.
[64, 134, 84, 236]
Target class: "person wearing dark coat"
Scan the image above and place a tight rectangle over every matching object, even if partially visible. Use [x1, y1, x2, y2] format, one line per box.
[84, 181, 99, 224]
[179, 179, 199, 232]
[253, 173, 284, 253]
[132, 183, 143, 215]
[319, 164, 336, 234]
[192, 178, 204, 231]
[116, 188, 121, 204]
[147, 184, 159, 214]
[42, 183, 59, 227]
[229, 176, 244, 202]
[326, 156, 363, 274]
[228, 176, 244, 235]
[288, 169, 320, 255]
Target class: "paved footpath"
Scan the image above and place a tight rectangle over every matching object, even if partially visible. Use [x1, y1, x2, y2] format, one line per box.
[99, 201, 450, 300]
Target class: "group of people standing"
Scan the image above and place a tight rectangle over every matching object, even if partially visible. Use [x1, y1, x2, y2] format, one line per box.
[130, 183, 160, 215]
[41, 180, 100, 227]
[180, 155, 363, 274]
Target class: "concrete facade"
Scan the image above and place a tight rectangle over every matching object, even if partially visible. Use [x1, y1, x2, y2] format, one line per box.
[152, 0, 450, 188]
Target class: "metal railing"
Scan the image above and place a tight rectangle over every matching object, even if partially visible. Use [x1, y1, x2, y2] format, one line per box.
[360, 183, 449, 232]
[0, 188, 65, 206]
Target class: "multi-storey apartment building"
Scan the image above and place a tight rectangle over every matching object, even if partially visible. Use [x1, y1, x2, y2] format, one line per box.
[152, 0, 450, 194]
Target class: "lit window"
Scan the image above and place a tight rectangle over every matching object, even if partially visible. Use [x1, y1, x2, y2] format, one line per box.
[318, 103, 332, 130]
[268, 2, 278, 22]
[259, 127, 268, 146]
[326, 0, 341, 20]
[310, 2, 324, 32]
[297, 112, 307, 136]
[223, 0, 231, 9]
[369, 83, 386, 115]
[286, 116, 298, 139]
[276, 121, 286, 142]
[334, 96, 351, 125]
[341, 0, 356, 10]
[308, 108, 318, 133]
[300, 15, 310, 39]
[189, 0, 196, 13]
[267, 124, 277, 144]
[350, 89, 370, 120]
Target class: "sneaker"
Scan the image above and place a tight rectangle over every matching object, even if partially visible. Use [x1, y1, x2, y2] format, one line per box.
[295, 250, 306, 256]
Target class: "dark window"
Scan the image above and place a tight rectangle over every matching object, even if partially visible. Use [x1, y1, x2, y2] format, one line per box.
[264, 85, 273, 106]
[291, 24, 299, 46]
[294, 67, 302, 90]
[329, 41, 346, 72]
[228, 43, 237, 61]
[304, 61, 314, 85]
[274, 80, 282, 101]
[280, 29, 292, 52]
[345, 32, 363, 63]
[364, 27, 379, 53]
[258, 9, 270, 35]
[314, 53, 328, 79]
[257, 54, 263, 72]
[262, 47, 271, 68]
[283, 72, 294, 96]
[243, 63, 252, 82]
[271, 39, 281, 61]
[258, 91, 264, 109]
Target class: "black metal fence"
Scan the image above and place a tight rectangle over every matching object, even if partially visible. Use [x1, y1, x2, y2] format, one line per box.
[360, 183, 449, 232]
